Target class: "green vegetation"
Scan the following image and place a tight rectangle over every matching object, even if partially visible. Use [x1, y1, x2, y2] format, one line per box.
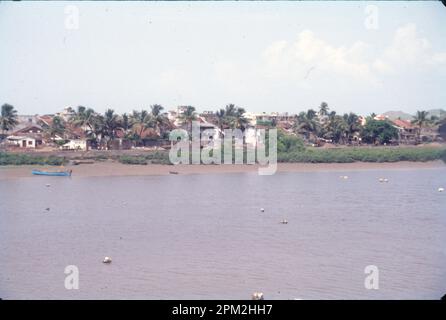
[1, 101, 446, 166]
[278, 146, 446, 163]
[0, 152, 65, 166]
[1, 145, 445, 166]
[144, 152, 171, 164]
[0, 103, 19, 135]
[361, 120, 399, 144]
[277, 130, 305, 153]
[118, 156, 147, 165]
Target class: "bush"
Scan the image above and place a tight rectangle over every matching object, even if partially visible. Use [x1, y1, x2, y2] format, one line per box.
[144, 151, 172, 164]
[118, 156, 147, 165]
[0, 153, 66, 166]
[277, 147, 446, 163]
[361, 120, 399, 144]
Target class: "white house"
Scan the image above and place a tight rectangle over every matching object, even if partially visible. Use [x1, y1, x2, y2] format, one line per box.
[60, 139, 88, 151]
[7, 136, 37, 148]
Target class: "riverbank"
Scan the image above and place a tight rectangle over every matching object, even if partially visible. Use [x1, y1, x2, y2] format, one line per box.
[1, 145, 445, 166]
[0, 160, 444, 179]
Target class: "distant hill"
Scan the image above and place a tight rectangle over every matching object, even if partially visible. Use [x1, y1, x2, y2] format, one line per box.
[426, 109, 446, 119]
[381, 111, 413, 120]
[381, 109, 446, 120]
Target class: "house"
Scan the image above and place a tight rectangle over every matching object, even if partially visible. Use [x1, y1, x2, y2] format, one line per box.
[420, 126, 441, 142]
[13, 124, 44, 136]
[391, 119, 417, 144]
[243, 112, 275, 127]
[14, 115, 40, 130]
[60, 139, 88, 151]
[9, 124, 44, 148]
[7, 135, 38, 148]
[196, 116, 222, 148]
[55, 107, 75, 122]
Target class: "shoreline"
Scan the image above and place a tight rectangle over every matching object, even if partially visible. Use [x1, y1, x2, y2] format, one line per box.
[0, 160, 444, 179]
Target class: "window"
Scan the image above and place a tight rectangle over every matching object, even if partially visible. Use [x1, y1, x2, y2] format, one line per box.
[28, 140, 32, 145]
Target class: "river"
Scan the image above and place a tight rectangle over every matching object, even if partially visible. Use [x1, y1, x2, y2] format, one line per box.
[0, 167, 445, 299]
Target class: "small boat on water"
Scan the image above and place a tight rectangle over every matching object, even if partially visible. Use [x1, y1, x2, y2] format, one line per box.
[32, 169, 72, 177]
[169, 171, 179, 175]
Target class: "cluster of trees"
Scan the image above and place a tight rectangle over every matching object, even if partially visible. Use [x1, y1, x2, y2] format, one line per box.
[292, 102, 443, 145]
[0, 103, 174, 148]
[61, 105, 173, 148]
[292, 103, 390, 144]
[173, 104, 249, 134]
[1, 101, 444, 149]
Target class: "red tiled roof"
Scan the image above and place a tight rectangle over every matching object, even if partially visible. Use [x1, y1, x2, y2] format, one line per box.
[38, 115, 54, 126]
[392, 119, 415, 129]
[132, 125, 159, 139]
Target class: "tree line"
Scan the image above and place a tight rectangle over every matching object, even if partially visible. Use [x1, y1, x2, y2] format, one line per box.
[0, 102, 444, 148]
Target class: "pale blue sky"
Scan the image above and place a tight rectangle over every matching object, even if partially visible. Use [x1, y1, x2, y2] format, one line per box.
[1, 1, 445, 116]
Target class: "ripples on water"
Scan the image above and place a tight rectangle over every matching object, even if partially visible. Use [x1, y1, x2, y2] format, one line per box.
[0, 167, 445, 299]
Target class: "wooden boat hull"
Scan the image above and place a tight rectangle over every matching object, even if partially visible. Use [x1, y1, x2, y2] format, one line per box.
[32, 170, 72, 176]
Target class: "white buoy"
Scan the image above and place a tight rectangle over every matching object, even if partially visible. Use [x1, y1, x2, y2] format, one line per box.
[383, 178, 388, 183]
[438, 187, 444, 192]
[260, 208, 265, 212]
[252, 292, 264, 300]
[343, 175, 348, 179]
[379, 178, 384, 182]
[280, 219, 288, 224]
[102, 257, 112, 264]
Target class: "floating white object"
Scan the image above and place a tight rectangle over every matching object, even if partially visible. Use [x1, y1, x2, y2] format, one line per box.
[280, 219, 288, 224]
[438, 188, 444, 192]
[343, 176, 348, 179]
[383, 178, 388, 183]
[103, 257, 112, 264]
[252, 292, 264, 300]
[260, 208, 265, 212]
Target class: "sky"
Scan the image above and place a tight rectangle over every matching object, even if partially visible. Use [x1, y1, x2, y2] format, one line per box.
[0, 1, 446, 116]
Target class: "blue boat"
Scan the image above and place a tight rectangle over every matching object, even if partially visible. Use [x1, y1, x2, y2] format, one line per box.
[32, 170, 72, 177]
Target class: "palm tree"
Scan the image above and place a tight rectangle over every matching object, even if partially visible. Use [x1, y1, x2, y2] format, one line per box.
[179, 106, 197, 135]
[149, 104, 169, 136]
[218, 104, 248, 130]
[324, 115, 347, 144]
[224, 104, 237, 117]
[130, 110, 153, 144]
[71, 106, 96, 137]
[319, 102, 329, 117]
[90, 113, 105, 148]
[0, 103, 19, 135]
[215, 108, 226, 136]
[294, 111, 320, 141]
[121, 113, 132, 134]
[101, 109, 122, 149]
[343, 112, 360, 143]
[306, 109, 317, 120]
[44, 116, 66, 141]
[229, 106, 248, 130]
[411, 110, 431, 142]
